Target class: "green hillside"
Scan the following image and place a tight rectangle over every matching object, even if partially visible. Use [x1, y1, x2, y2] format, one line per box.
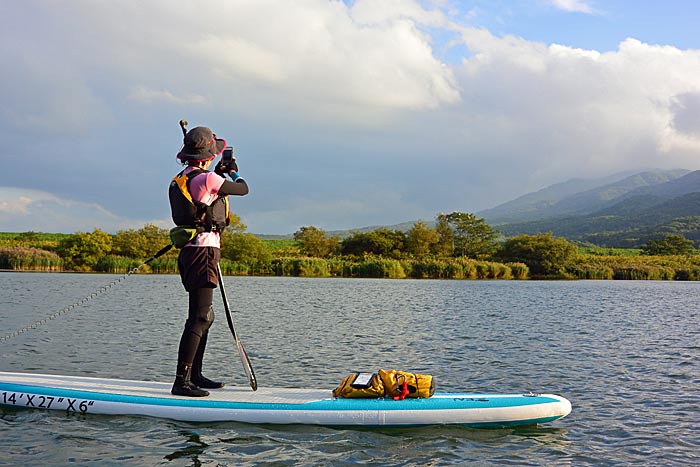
[479, 169, 688, 224]
[499, 192, 700, 247]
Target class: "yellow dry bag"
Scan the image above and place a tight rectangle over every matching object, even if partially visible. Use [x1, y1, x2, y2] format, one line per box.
[378, 369, 435, 399]
[332, 370, 434, 399]
[332, 372, 385, 398]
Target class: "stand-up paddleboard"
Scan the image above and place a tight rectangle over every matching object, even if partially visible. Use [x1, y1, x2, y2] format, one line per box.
[0, 372, 571, 427]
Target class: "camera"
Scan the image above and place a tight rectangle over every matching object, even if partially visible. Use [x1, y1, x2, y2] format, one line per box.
[222, 146, 234, 165]
[220, 146, 238, 173]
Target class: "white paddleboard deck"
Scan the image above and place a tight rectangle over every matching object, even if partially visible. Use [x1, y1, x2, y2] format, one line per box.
[0, 372, 571, 427]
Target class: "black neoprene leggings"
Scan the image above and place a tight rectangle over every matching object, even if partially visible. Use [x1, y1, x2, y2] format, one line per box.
[176, 287, 215, 364]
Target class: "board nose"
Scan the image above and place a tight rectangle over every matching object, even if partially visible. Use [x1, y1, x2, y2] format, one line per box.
[551, 394, 572, 417]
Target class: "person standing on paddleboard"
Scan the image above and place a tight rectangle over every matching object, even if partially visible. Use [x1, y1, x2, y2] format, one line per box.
[169, 125, 249, 397]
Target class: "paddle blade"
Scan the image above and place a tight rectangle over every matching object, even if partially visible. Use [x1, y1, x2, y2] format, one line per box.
[237, 341, 258, 391]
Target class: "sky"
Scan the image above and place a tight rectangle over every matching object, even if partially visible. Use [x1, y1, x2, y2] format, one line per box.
[2, 0, 700, 235]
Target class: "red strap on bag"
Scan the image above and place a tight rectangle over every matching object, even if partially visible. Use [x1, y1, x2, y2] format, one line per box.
[393, 381, 410, 400]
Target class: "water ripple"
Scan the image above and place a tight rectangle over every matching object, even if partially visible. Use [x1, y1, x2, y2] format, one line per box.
[1, 274, 699, 465]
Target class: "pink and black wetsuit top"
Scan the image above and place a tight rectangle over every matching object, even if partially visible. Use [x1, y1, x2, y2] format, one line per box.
[181, 167, 249, 249]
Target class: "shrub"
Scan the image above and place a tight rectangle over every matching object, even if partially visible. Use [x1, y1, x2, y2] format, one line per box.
[112, 224, 170, 259]
[567, 264, 614, 280]
[221, 232, 273, 272]
[410, 259, 446, 279]
[641, 234, 694, 256]
[675, 268, 700, 280]
[298, 258, 331, 277]
[507, 262, 529, 280]
[497, 233, 577, 277]
[220, 259, 251, 276]
[94, 255, 143, 273]
[612, 265, 675, 280]
[353, 258, 406, 278]
[149, 256, 178, 274]
[56, 229, 113, 271]
[0, 247, 62, 271]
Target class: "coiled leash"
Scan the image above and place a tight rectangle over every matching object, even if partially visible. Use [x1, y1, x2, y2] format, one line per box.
[0, 244, 173, 343]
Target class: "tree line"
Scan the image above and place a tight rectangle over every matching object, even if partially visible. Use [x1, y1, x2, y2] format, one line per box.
[1, 211, 699, 280]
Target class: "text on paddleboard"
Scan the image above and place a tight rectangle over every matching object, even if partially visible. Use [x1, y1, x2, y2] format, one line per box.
[2, 391, 95, 413]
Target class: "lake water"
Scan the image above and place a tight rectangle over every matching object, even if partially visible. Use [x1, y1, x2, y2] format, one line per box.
[1, 272, 698, 466]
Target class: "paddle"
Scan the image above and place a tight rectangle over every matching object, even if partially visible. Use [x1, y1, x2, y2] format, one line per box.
[216, 264, 258, 391]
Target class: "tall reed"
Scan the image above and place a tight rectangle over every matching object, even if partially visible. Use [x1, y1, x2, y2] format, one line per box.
[93, 255, 143, 274]
[0, 247, 62, 271]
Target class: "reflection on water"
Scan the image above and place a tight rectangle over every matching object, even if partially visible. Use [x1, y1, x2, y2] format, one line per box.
[1, 273, 699, 466]
[163, 431, 208, 465]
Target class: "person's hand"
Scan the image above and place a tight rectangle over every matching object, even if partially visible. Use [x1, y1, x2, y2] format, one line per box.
[214, 160, 226, 176]
[228, 159, 239, 173]
[214, 159, 239, 176]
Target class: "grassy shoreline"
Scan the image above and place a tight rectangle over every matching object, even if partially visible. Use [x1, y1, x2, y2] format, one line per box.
[3, 252, 700, 280]
[3, 232, 700, 280]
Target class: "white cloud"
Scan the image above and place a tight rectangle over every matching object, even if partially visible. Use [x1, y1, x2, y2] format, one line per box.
[0, 0, 462, 135]
[446, 29, 700, 186]
[128, 86, 208, 105]
[0, 195, 33, 215]
[3, 1, 700, 234]
[191, 36, 287, 84]
[0, 188, 157, 233]
[192, 1, 457, 109]
[670, 92, 700, 138]
[350, 0, 448, 27]
[545, 0, 596, 14]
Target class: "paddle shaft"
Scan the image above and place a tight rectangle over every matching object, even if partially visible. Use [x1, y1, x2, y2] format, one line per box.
[216, 264, 258, 391]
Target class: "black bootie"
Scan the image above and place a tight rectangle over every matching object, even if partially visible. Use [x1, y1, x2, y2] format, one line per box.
[191, 333, 225, 389]
[192, 373, 225, 389]
[171, 362, 209, 397]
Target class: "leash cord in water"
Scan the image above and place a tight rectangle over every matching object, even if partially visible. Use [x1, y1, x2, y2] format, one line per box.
[0, 244, 173, 343]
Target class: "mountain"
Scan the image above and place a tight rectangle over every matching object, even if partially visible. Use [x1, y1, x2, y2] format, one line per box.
[257, 168, 700, 247]
[616, 169, 700, 200]
[306, 169, 690, 240]
[479, 169, 689, 224]
[477, 171, 636, 224]
[497, 170, 700, 247]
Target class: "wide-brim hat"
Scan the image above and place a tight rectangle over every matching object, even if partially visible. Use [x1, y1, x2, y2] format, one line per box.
[177, 126, 226, 161]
